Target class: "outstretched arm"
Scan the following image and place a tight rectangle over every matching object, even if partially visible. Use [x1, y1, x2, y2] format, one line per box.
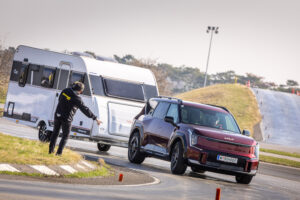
[75, 98, 102, 125]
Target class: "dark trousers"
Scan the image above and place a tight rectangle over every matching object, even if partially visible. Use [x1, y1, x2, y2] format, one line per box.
[49, 116, 72, 155]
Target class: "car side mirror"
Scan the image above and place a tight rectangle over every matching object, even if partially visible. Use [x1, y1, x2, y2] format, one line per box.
[164, 116, 178, 128]
[242, 130, 251, 137]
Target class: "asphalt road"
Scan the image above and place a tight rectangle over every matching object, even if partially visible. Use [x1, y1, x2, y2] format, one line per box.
[252, 88, 300, 147]
[0, 118, 300, 200]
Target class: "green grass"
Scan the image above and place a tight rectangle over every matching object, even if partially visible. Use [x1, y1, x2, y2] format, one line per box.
[0, 108, 3, 117]
[260, 155, 300, 168]
[175, 84, 261, 135]
[261, 148, 300, 159]
[0, 132, 81, 165]
[0, 132, 112, 178]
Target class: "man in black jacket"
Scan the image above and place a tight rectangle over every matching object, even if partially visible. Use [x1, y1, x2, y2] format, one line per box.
[49, 81, 101, 155]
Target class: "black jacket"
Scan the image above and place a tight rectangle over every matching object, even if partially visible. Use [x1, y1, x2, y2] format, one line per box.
[55, 88, 97, 122]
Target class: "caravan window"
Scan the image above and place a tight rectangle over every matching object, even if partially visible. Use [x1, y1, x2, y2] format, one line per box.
[10, 61, 22, 82]
[90, 75, 105, 96]
[82, 74, 91, 96]
[27, 64, 41, 85]
[18, 64, 29, 87]
[41, 67, 56, 88]
[69, 72, 91, 96]
[57, 70, 70, 90]
[103, 78, 145, 101]
[69, 72, 84, 86]
[143, 84, 158, 100]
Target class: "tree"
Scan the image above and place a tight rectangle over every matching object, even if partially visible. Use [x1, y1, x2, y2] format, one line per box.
[286, 79, 299, 87]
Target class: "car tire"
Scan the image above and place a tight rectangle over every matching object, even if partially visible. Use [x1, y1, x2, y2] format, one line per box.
[97, 143, 111, 152]
[235, 174, 253, 184]
[171, 141, 187, 175]
[191, 166, 206, 174]
[38, 122, 51, 142]
[128, 132, 145, 164]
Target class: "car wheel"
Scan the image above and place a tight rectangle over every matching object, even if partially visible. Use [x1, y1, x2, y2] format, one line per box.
[235, 174, 253, 184]
[191, 166, 206, 174]
[38, 122, 51, 142]
[128, 132, 145, 164]
[97, 143, 111, 152]
[171, 141, 187, 175]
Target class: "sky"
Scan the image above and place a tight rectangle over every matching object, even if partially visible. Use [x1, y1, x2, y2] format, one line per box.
[0, 0, 299, 85]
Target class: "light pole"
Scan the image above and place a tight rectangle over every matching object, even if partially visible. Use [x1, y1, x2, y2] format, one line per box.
[203, 26, 219, 87]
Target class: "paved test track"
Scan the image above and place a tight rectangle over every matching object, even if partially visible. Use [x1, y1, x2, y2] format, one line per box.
[0, 118, 300, 200]
[252, 88, 300, 147]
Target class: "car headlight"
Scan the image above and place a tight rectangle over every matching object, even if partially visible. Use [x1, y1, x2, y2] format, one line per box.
[188, 129, 198, 146]
[255, 143, 260, 159]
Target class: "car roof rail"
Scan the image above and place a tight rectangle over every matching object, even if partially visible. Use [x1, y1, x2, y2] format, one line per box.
[206, 104, 229, 112]
[157, 96, 183, 104]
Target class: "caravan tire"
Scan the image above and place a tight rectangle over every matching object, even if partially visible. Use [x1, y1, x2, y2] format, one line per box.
[97, 143, 111, 152]
[38, 122, 51, 142]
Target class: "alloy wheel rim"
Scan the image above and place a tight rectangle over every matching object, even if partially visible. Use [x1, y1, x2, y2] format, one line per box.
[130, 136, 138, 158]
[39, 125, 47, 141]
[171, 144, 179, 167]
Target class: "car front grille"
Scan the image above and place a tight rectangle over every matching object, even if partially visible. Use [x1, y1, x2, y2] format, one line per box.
[197, 135, 253, 155]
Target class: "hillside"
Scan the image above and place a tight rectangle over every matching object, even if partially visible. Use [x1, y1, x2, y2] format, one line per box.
[175, 84, 261, 136]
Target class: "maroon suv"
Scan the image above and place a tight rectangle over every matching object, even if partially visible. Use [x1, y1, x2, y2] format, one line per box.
[128, 97, 259, 184]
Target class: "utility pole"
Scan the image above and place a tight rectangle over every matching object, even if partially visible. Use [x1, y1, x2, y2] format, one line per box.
[203, 26, 219, 87]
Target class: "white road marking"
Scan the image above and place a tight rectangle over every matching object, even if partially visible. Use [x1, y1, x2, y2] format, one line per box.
[0, 164, 20, 172]
[30, 165, 59, 176]
[60, 165, 77, 174]
[76, 164, 86, 170]
[81, 160, 96, 169]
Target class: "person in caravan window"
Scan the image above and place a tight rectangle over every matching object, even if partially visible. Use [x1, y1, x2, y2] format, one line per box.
[49, 81, 102, 155]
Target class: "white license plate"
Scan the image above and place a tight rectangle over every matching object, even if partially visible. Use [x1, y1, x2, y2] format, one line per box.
[217, 155, 238, 164]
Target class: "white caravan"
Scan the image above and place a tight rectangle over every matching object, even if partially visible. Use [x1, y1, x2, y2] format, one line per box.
[4, 45, 159, 151]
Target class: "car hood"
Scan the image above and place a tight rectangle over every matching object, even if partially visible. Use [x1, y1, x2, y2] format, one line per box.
[189, 125, 256, 146]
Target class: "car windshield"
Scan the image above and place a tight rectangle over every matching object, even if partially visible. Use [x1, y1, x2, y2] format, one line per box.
[180, 105, 240, 134]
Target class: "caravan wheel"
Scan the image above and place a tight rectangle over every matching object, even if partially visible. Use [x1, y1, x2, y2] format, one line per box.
[38, 122, 51, 142]
[97, 143, 111, 152]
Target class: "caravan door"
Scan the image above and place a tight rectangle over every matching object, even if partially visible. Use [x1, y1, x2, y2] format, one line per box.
[51, 62, 71, 121]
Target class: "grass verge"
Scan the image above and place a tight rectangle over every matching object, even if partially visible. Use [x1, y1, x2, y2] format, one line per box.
[261, 148, 300, 159]
[260, 155, 300, 168]
[0, 133, 112, 178]
[175, 84, 261, 135]
[0, 87, 6, 104]
[0, 132, 81, 165]
[0, 108, 3, 117]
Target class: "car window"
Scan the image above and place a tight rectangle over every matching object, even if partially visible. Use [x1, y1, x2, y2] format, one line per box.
[181, 105, 240, 134]
[152, 102, 170, 119]
[166, 104, 179, 123]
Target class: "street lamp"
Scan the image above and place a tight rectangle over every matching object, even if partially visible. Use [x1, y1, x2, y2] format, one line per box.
[203, 26, 219, 87]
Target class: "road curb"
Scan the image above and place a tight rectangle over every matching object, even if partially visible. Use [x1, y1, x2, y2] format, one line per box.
[0, 159, 99, 176]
